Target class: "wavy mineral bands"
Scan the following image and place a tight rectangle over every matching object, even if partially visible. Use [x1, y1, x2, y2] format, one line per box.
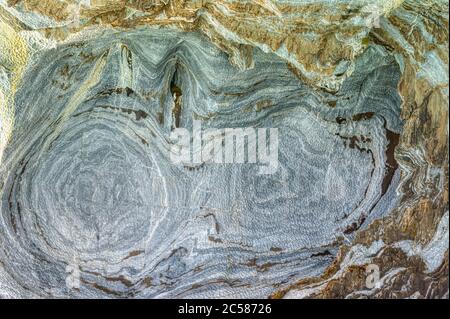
[0, 27, 403, 298]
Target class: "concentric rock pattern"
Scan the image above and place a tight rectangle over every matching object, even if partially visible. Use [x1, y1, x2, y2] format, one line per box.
[0, 0, 448, 299]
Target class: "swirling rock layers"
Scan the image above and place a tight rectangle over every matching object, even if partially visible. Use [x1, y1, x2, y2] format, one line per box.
[1, 0, 448, 299]
[0, 28, 403, 298]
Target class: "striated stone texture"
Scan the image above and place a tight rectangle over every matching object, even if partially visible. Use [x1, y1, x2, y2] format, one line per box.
[0, 0, 448, 298]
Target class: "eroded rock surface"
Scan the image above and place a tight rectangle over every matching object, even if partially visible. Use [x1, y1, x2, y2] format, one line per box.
[0, 0, 448, 298]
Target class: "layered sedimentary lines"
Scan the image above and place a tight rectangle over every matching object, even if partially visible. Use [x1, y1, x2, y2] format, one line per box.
[0, 0, 448, 299]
